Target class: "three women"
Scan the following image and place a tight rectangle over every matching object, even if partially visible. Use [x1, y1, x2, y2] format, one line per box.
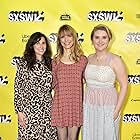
[14, 24, 128, 140]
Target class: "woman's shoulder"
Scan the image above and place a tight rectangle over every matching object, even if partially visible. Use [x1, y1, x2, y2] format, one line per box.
[88, 53, 95, 58]
[80, 55, 87, 59]
[52, 57, 58, 63]
[78, 55, 87, 66]
[17, 57, 27, 68]
[51, 58, 60, 67]
[87, 53, 95, 61]
[80, 55, 88, 62]
[110, 53, 122, 61]
[109, 53, 124, 67]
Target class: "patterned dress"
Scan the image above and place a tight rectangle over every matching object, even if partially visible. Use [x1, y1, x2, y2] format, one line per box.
[14, 59, 58, 140]
[51, 55, 87, 127]
[83, 53, 120, 140]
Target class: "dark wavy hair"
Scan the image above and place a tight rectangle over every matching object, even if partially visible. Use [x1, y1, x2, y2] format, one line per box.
[23, 32, 52, 70]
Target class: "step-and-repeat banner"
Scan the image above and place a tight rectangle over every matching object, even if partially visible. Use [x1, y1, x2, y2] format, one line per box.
[0, 0, 140, 139]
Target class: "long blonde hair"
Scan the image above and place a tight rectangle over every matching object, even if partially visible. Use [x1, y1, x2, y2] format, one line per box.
[54, 24, 83, 62]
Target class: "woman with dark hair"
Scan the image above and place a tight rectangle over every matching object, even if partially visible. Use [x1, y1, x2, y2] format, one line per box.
[14, 32, 58, 140]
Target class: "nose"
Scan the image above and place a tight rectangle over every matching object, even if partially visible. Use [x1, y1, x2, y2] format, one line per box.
[36, 44, 43, 51]
[64, 36, 69, 42]
[37, 43, 42, 48]
[98, 38, 102, 43]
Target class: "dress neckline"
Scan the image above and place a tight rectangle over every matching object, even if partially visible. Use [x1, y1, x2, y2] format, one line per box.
[59, 60, 76, 65]
[87, 64, 116, 76]
[89, 52, 112, 66]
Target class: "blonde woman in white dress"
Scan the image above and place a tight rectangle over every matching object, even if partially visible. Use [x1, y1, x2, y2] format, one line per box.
[83, 24, 128, 140]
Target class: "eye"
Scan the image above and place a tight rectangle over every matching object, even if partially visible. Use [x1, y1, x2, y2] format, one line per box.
[36, 41, 39, 44]
[60, 35, 64, 39]
[103, 36, 107, 39]
[67, 34, 72, 37]
[42, 41, 46, 44]
[94, 36, 99, 39]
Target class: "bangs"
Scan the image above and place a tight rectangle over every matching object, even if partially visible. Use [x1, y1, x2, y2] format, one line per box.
[60, 29, 73, 36]
[58, 24, 74, 37]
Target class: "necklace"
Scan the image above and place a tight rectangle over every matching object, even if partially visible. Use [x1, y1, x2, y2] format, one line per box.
[95, 54, 104, 62]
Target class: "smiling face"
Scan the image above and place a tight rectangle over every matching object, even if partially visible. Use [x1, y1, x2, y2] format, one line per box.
[59, 31, 74, 50]
[33, 36, 46, 60]
[92, 29, 110, 52]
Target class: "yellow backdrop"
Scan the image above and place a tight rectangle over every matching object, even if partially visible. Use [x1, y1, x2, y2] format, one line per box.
[0, 0, 140, 140]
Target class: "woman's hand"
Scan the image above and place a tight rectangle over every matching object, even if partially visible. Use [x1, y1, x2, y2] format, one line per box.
[18, 112, 27, 128]
[113, 110, 119, 121]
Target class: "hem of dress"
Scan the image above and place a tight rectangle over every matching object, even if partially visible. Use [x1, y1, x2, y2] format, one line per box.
[51, 123, 82, 128]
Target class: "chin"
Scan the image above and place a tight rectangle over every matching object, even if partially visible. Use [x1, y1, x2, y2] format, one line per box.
[37, 53, 45, 56]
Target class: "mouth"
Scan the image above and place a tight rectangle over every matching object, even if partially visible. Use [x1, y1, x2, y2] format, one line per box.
[97, 43, 105, 47]
[38, 49, 45, 52]
[64, 42, 71, 45]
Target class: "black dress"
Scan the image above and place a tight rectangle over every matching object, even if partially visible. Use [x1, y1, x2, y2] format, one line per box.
[14, 59, 58, 140]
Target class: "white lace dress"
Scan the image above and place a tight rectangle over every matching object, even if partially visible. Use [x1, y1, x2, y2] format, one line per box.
[83, 54, 120, 140]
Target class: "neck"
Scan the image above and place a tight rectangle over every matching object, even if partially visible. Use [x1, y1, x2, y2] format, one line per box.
[95, 51, 109, 62]
[36, 55, 43, 61]
[95, 51, 108, 58]
[63, 49, 72, 57]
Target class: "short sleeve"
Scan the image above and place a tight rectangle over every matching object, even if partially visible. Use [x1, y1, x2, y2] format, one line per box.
[52, 59, 58, 89]
[81, 55, 88, 78]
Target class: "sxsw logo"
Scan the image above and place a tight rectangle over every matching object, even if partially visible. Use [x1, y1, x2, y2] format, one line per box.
[128, 75, 140, 84]
[0, 115, 11, 123]
[136, 14, 140, 18]
[48, 33, 84, 44]
[88, 11, 123, 21]
[136, 59, 140, 64]
[77, 33, 84, 44]
[48, 33, 57, 43]
[126, 32, 140, 43]
[123, 114, 140, 123]
[0, 76, 8, 85]
[8, 11, 44, 22]
[11, 56, 20, 66]
[132, 133, 140, 140]
[131, 98, 140, 102]
[0, 34, 5, 44]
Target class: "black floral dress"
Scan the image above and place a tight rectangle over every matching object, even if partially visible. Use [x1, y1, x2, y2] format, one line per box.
[14, 59, 58, 140]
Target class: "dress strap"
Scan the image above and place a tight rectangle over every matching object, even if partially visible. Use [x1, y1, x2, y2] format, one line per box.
[106, 53, 112, 66]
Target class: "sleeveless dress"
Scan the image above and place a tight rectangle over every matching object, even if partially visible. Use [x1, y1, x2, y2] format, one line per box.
[83, 54, 120, 140]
